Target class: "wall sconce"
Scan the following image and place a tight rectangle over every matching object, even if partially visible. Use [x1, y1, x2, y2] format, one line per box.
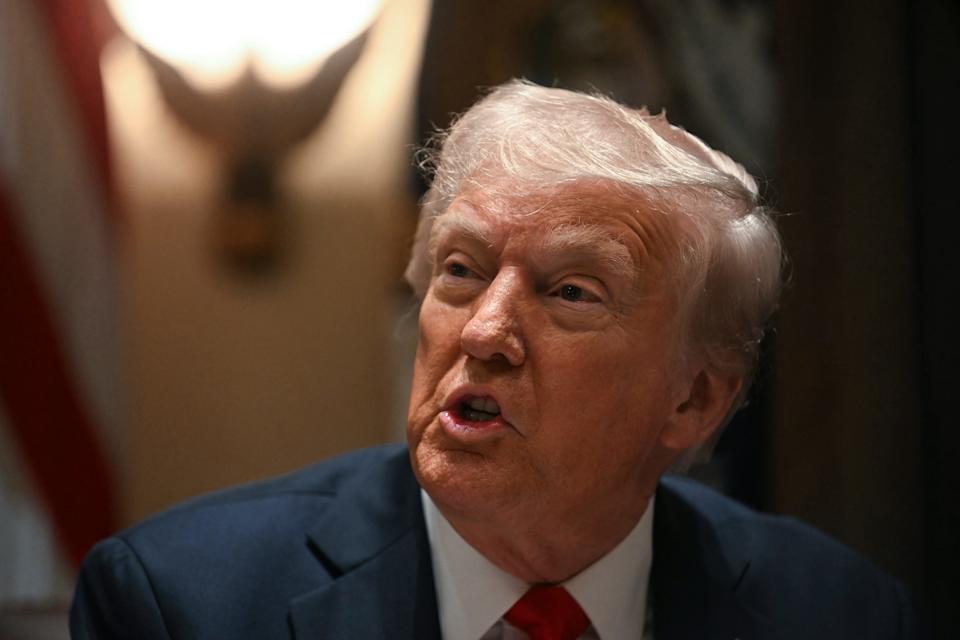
[106, 0, 382, 273]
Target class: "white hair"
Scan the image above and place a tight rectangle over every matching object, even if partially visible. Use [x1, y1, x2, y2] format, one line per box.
[406, 80, 783, 464]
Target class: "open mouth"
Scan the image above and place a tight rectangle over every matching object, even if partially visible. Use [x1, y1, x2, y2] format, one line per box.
[456, 395, 501, 423]
[439, 390, 511, 441]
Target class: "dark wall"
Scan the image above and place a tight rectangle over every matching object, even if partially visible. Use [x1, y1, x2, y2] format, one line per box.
[771, 1, 958, 636]
[909, 0, 960, 634]
[771, 0, 922, 583]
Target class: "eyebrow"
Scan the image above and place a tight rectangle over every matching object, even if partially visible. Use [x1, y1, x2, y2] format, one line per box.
[430, 212, 635, 281]
[428, 211, 495, 258]
[534, 224, 635, 280]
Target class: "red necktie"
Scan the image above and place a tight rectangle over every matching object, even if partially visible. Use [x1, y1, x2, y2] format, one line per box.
[504, 585, 590, 640]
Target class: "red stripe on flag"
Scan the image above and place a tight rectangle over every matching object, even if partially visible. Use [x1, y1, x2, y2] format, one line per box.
[0, 179, 116, 568]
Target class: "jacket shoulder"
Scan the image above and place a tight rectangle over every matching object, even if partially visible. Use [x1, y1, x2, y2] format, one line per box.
[72, 444, 411, 639]
[657, 476, 921, 638]
[659, 474, 890, 579]
[117, 442, 409, 561]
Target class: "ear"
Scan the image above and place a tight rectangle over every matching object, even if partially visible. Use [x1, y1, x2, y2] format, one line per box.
[659, 369, 744, 452]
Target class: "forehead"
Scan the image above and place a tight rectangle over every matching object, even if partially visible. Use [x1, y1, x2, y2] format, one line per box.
[430, 181, 679, 271]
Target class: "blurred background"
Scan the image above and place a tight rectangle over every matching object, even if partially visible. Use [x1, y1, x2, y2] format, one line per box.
[0, 0, 956, 637]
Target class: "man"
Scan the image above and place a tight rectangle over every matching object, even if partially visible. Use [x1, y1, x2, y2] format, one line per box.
[71, 81, 919, 639]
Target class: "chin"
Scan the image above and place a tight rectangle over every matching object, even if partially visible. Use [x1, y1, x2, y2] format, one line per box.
[412, 440, 514, 521]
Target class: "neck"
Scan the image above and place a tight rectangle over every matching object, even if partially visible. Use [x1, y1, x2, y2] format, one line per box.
[441, 493, 654, 584]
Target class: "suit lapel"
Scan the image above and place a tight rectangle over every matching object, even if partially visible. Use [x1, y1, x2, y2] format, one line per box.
[288, 448, 442, 640]
[288, 525, 440, 640]
[651, 478, 758, 640]
[286, 453, 769, 640]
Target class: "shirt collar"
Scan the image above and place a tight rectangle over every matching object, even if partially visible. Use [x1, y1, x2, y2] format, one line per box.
[563, 498, 654, 640]
[422, 490, 655, 640]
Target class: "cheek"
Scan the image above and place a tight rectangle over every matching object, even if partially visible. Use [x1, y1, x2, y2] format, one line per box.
[536, 337, 672, 449]
[417, 294, 459, 348]
[408, 299, 466, 420]
[542, 333, 637, 399]
[528, 341, 628, 445]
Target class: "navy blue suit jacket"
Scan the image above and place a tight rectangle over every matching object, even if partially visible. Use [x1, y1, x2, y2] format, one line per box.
[71, 445, 920, 639]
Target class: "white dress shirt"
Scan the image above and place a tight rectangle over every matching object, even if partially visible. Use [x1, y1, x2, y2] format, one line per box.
[422, 491, 655, 640]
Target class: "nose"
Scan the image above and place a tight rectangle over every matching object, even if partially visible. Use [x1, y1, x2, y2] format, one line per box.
[460, 271, 526, 366]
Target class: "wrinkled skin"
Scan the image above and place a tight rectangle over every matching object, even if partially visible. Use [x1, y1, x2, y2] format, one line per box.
[407, 182, 740, 582]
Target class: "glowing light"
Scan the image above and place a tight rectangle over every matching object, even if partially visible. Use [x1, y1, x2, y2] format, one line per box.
[106, 0, 382, 91]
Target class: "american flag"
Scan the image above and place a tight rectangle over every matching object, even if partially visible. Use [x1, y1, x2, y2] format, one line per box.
[0, 0, 118, 601]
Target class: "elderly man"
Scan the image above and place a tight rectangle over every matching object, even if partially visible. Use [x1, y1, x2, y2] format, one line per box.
[71, 82, 918, 639]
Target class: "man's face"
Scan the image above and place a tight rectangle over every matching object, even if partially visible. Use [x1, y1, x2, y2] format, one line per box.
[407, 182, 694, 536]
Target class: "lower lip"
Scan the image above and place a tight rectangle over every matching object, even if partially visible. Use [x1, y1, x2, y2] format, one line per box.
[439, 409, 512, 442]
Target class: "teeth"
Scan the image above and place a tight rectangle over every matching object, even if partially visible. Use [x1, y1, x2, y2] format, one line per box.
[467, 396, 500, 415]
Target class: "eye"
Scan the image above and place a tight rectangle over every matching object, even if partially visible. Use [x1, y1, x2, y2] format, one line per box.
[551, 281, 603, 304]
[446, 261, 472, 278]
[560, 284, 586, 302]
